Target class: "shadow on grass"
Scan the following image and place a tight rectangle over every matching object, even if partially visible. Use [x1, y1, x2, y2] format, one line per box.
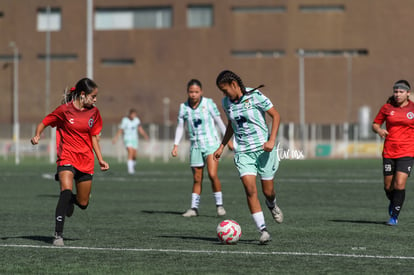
[37, 194, 59, 198]
[141, 210, 183, 215]
[330, 219, 387, 225]
[141, 210, 219, 218]
[159, 235, 257, 245]
[1, 235, 79, 244]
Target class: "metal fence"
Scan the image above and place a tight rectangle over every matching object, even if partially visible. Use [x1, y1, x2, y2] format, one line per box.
[0, 122, 383, 164]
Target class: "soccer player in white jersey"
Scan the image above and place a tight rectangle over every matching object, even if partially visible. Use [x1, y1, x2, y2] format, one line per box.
[113, 109, 149, 174]
[213, 70, 283, 244]
[172, 79, 231, 217]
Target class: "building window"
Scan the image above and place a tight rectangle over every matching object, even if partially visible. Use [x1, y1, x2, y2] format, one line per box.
[187, 5, 213, 28]
[37, 54, 78, 61]
[101, 58, 135, 66]
[37, 8, 61, 32]
[296, 49, 368, 57]
[232, 50, 285, 58]
[95, 7, 172, 30]
[299, 5, 345, 13]
[0, 54, 21, 62]
[232, 6, 286, 13]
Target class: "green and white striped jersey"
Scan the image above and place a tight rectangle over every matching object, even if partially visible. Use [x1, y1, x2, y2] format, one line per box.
[177, 97, 222, 148]
[119, 116, 141, 141]
[222, 89, 273, 153]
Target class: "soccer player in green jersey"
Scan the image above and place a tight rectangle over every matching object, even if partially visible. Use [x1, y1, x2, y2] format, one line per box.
[213, 70, 283, 244]
[172, 79, 231, 217]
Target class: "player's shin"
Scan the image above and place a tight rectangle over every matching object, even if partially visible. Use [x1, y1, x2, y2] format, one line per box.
[391, 189, 406, 218]
[252, 211, 266, 231]
[55, 189, 72, 235]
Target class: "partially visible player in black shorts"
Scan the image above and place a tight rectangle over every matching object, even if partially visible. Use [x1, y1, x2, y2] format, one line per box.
[373, 79, 414, 226]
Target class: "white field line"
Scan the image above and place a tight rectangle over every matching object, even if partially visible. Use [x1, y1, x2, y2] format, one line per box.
[1, 244, 413, 260]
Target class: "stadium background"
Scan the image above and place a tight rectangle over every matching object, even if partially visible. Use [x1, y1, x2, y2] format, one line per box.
[0, 0, 413, 160]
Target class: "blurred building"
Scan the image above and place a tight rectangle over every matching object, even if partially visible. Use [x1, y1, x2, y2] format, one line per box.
[1, 0, 413, 131]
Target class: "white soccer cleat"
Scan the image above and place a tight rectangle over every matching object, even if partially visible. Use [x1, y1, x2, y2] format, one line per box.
[182, 208, 198, 217]
[53, 233, 64, 246]
[216, 206, 226, 216]
[259, 229, 272, 244]
[269, 205, 284, 224]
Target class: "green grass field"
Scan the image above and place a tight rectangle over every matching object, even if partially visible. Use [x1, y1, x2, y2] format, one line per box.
[1, 157, 414, 274]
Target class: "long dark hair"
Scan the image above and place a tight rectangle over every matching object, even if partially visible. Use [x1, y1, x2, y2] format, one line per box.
[62, 78, 98, 104]
[387, 79, 411, 106]
[215, 70, 264, 94]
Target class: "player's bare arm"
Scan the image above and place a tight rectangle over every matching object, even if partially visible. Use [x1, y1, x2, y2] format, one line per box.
[92, 135, 109, 171]
[372, 122, 389, 138]
[263, 107, 280, 152]
[31, 122, 47, 145]
[214, 122, 234, 160]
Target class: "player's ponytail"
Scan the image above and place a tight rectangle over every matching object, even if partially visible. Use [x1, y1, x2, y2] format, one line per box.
[246, 84, 265, 94]
[62, 78, 98, 104]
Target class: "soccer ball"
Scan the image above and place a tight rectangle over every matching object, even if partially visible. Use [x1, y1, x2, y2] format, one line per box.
[216, 219, 242, 244]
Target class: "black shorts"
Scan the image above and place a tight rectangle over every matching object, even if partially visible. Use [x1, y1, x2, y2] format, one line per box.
[55, 165, 93, 182]
[383, 157, 414, 176]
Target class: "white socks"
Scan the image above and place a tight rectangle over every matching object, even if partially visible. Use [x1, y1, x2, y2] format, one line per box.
[127, 160, 135, 174]
[252, 211, 266, 231]
[213, 192, 223, 206]
[190, 192, 223, 209]
[191, 193, 200, 209]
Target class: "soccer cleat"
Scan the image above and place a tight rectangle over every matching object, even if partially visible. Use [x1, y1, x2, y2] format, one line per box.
[387, 216, 398, 226]
[216, 206, 226, 216]
[259, 229, 272, 244]
[269, 205, 284, 224]
[182, 208, 198, 217]
[53, 233, 64, 246]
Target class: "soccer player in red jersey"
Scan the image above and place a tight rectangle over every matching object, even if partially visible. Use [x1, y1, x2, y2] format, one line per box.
[31, 78, 109, 245]
[372, 79, 414, 226]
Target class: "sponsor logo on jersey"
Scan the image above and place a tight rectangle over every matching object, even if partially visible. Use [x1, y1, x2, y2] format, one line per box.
[390, 111, 395, 116]
[69, 118, 75, 124]
[407, 112, 414, 119]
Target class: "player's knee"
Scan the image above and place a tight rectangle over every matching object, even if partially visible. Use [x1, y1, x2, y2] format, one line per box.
[208, 173, 218, 181]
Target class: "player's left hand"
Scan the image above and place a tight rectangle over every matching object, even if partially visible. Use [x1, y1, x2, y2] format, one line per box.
[213, 147, 224, 161]
[99, 160, 110, 171]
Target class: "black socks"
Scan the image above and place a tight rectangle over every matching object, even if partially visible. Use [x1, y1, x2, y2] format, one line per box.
[55, 189, 72, 234]
[391, 189, 405, 218]
[384, 188, 394, 201]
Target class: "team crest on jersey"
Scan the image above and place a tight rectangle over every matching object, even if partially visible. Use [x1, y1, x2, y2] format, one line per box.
[88, 118, 94, 128]
[390, 111, 395, 116]
[244, 99, 252, 109]
[407, 112, 414, 119]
